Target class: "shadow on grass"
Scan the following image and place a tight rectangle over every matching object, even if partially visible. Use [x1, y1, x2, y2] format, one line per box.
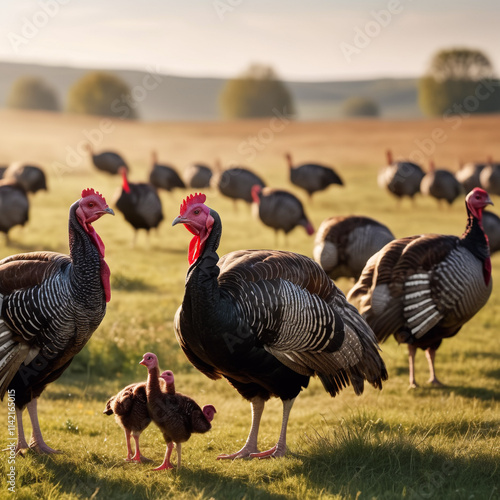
[292, 423, 499, 499]
[33, 454, 292, 500]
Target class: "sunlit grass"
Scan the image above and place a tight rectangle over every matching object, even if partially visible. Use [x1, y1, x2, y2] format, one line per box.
[0, 111, 499, 499]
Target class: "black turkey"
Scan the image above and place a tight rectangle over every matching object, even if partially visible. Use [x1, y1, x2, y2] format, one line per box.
[285, 152, 343, 199]
[172, 193, 387, 459]
[0, 180, 29, 245]
[251, 185, 314, 242]
[455, 161, 487, 192]
[378, 150, 424, 203]
[420, 161, 463, 205]
[86, 143, 128, 175]
[479, 160, 500, 196]
[212, 163, 266, 207]
[348, 188, 493, 388]
[149, 151, 185, 192]
[4, 163, 47, 193]
[114, 167, 163, 245]
[0, 189, 114, 454]
[183, 163, 213, 189]
[314, 215, 394, 280]
[483, 210, 500, 254]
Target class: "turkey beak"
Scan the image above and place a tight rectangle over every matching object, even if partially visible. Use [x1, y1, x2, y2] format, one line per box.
[139, 359, 146, 366]
[104, 207, 115, 215]
[486, 196, 494, 206]
[172, 216, 186, 226]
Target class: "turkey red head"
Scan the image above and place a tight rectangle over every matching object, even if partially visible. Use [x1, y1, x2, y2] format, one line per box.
[76, 189, 114, 256]
[202, 404, 217, 423]
[172, 193, 214, 265]
[466, 188, 493, 220]
[251, 184, 262, 204]
[139, 352, 158, 370]
[119, 166, 131, 194]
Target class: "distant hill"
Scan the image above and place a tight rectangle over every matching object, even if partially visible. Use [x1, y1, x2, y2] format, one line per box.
[0, 61, 421, 121]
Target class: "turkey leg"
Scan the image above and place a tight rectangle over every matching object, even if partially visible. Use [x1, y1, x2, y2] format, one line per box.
[408, 345, 419, 388]
[217, 396, 265, 460]
[27, 399, 61, 454]
[425, 348, 444, 386]
[250, 398, 295, 459]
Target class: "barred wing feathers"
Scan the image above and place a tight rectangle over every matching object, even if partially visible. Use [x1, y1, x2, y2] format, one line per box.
[218, 250, 387, 396]
[0, 252, 73, 399]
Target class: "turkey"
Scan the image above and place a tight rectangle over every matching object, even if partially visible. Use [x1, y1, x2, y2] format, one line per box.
[183, 163, 213, 189]
[140, 353, 216, 470]
[420, 161, 463, 206]
[285, 152, 343, 199]
[114, 167, 164, 245]
[0, 189, 114, 454]
[482, 210, 500, 254]
[172, 193, 387, 459]
[149, 151, 186, 192]
[4, 162, 47, 193]
[479, 160, 500, 196]
[251, 185, 314, 243]
[86, 143, 129, 175]
[378, 150, 424, 203]
[212, 162, 266, 208]
[314, 215, 395, 280]
[0, 180, 30, 245]
[455, 161, 487, 192]
[348, 188, 493, 388]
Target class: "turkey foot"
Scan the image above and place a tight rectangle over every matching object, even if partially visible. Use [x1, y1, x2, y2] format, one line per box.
[152, 461, 174, 471]
[217, 444, 260, 460]
[131, 453, 153, 463]
[427, 377, 445, 387]
[29, 439, 61, 454]
[250, 443, 287, 459]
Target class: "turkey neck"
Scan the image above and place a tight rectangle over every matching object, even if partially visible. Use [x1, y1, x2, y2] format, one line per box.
[146, 365, 161, 399]
[68, 203, 106, 305]
[185, 209, 222, 311]
[461, 204, 490, 263]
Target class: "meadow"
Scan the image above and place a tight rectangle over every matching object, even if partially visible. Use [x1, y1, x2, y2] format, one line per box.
[0, 109, 499, 499]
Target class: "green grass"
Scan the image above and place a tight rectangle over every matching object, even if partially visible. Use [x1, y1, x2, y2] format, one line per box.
[1, 115, 499, 499]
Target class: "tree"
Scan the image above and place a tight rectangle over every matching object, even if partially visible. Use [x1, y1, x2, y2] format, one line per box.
[219, 64, 294, 119]
[7, 76, 60, 111]
[419, 48, 500, 116]
[66, 71, 138, 119]
[342, 97, 379, 117]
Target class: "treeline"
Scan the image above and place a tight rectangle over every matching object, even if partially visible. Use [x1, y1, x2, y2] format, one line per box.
[4, 48, 500, 120]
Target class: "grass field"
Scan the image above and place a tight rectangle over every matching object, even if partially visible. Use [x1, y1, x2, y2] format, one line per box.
[0, 110, 499, 499]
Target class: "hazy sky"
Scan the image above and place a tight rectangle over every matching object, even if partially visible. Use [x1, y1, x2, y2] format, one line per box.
[0, 0, 498, 81]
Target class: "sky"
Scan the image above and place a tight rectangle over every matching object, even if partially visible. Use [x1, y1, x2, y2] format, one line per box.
[0, 0, 498, 81]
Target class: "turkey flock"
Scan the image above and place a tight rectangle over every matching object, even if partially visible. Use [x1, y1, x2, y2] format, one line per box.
[0, 141, 499, 472]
